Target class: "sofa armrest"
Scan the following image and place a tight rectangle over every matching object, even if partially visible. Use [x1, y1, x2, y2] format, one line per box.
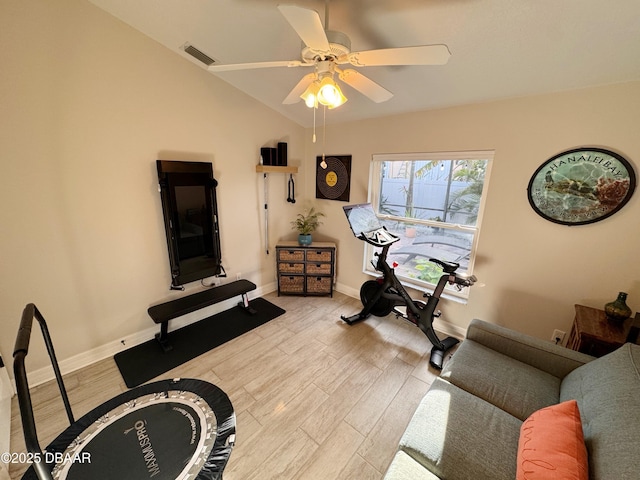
[466, 319, 595, 378]
[627, 312, 640, 343]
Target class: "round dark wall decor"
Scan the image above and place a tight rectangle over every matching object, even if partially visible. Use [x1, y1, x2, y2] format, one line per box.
[316, 155, 351, 201]
[527, 148, 635, 225]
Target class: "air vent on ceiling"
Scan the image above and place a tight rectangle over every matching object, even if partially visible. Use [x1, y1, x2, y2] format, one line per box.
[182, 43, 216, 66]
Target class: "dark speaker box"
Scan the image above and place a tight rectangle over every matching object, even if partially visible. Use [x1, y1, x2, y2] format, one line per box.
[277, 142, 288, 166]
[260, 147, 276, 166]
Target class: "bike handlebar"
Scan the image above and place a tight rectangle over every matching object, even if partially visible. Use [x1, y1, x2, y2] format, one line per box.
[451, 273, 477, 288]
[373, 247, 477, 290]
[358, 227, 400, 247]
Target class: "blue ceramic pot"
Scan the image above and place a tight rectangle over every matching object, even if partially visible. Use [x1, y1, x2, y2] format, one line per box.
[298, 234, 312, 246]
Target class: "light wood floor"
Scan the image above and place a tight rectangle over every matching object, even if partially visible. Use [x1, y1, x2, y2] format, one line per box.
[10, 291, 456, 479]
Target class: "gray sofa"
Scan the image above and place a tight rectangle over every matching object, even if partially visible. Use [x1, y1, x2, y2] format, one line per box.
[384, 319, 640, 480]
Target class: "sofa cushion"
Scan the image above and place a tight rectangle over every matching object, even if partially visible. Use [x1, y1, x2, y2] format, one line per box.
[516, 400, 588, 480]
[560, 343, 640, 480]
[398, 377, 521, 480]
[465, 319, 594, 378]
[441, 340, 561, 420]
[383, 451, 442, 480]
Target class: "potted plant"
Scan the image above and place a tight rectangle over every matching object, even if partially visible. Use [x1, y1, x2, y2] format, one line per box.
[291, 206, 324, 245]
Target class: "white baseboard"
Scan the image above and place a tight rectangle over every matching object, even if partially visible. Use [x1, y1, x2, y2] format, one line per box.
[335, 282, 360, 299]
[434, 319, 467, 340]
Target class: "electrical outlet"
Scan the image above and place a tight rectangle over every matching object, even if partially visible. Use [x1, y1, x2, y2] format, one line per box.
[551, 329, 566, 344]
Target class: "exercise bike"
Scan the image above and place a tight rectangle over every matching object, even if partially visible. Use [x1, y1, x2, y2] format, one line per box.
[340, 203, 477, 370]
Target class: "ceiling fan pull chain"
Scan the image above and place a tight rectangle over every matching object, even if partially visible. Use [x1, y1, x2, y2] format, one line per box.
[312, 103, 317, 143]
[323, 105, 326, 153]
[320, 106, 328, 169]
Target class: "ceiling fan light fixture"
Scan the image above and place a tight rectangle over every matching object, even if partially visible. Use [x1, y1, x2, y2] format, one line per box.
[317, 76, 347, 109]
[300, 80, 320, 108]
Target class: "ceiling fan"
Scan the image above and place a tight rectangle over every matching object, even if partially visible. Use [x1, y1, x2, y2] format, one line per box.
[207, 3, 451, 108]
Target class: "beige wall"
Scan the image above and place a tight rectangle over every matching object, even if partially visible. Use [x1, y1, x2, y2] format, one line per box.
[2, 0, 639, 378]
[305, 81, 640, 341]
[0, 0, 307, 373]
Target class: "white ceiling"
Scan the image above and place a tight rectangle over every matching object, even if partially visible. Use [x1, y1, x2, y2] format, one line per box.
[88, 0, 640, 128]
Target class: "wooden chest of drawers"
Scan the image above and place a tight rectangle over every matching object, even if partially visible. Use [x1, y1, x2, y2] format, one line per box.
[276, 241, 336, 297]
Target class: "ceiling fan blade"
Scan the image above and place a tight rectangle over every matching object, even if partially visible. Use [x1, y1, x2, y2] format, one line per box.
[208, 60, 308, 72]
[344, 44, 451, 67]
[278, 4, 330, 53]
[338, 69, 393, 103]
[283, 73, 316, 104]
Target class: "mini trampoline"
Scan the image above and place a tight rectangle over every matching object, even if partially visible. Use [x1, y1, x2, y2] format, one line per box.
[14, 305, 235, 480]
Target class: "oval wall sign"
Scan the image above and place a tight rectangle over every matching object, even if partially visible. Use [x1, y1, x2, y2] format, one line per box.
[527, 147, 636, 225]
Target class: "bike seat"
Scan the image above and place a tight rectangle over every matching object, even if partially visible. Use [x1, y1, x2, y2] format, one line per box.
[429, 258, 459, 273]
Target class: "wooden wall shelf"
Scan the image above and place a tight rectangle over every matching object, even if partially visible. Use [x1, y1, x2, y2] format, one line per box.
[256, 165, 298, 174]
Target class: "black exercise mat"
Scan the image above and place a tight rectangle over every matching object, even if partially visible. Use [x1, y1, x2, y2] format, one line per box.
[114, 297, 285, 388]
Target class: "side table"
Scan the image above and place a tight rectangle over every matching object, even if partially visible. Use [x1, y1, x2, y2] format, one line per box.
[567, 304, 638, 357]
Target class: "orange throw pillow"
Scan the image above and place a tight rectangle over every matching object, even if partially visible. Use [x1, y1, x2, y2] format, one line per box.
[516, 400, 588, 480]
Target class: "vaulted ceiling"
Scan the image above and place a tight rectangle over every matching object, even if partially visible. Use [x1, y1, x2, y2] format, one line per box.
[89, 0, 640, 127]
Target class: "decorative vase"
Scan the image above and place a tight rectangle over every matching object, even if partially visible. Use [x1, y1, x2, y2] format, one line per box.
[298, 234, 312, 246]
[604, 292, 632, 323]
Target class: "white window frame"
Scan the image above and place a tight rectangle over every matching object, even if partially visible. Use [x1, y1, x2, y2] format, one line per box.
[366, 150, 493, 301]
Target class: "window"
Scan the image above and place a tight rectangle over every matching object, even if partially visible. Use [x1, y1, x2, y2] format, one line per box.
[367, 151, 493, 299]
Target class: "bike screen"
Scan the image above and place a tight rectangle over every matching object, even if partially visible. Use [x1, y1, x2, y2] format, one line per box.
[343, 203, 383, 237]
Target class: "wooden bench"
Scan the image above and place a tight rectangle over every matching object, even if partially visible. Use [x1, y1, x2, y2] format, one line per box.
[148, 279, 257, 352]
